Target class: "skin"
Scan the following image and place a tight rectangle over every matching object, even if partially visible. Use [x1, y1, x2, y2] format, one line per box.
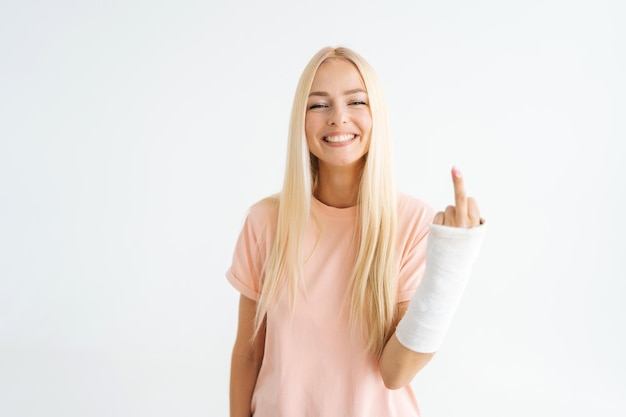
[230, 295, 265, 417]
[379, 166, 481, 389]
[230, 58, 482, 416]
[305, 58, 372, 208]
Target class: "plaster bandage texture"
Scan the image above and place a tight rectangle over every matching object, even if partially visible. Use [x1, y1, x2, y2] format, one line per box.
[395, 222, 486, 353]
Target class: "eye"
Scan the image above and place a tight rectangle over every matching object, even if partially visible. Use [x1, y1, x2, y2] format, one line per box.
[349, 100, 367, 106]
[308, 103, 328, 110]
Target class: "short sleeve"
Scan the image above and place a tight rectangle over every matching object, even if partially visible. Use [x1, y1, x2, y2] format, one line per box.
[396, 194, 436, 302]
[226, 201, 277, 301]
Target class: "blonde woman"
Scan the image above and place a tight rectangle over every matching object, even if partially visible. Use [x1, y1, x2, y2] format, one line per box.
[227, 46, 485, 417]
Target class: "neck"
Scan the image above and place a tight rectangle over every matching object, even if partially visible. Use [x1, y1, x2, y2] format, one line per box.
[314, 160, 364, 208]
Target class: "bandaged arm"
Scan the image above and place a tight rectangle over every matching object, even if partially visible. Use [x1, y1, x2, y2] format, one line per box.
[395, 222, 486, 353]
[380, 222, 485, 389]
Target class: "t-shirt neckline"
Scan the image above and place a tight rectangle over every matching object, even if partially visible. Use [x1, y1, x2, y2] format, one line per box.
[312, 196, 358, 218]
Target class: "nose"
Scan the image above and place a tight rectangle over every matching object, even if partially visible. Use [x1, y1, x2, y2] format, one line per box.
[327, 104, 348, 126]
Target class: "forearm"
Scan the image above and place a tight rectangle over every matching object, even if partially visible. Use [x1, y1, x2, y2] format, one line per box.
[381, 223, 485, 389]
[379, 333, 434, 390]
[230, 295, 265, 417]
[230, 352, 263, 417]
[396, 223, 484, 352]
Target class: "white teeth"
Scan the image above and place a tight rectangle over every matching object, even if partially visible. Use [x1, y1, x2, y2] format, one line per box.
[324, 134, 355, 143]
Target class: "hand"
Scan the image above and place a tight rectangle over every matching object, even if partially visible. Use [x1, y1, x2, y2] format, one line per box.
[433, 166, 481, 228]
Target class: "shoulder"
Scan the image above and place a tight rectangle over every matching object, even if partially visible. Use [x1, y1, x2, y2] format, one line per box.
[396, 192, 437, 226]
[394, 193, 436, 297]
[248, 193, 280, 217]
[242, 193, 280, 233]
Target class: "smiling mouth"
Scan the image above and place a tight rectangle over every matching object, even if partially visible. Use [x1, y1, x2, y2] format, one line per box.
[323, 134, 356, 143]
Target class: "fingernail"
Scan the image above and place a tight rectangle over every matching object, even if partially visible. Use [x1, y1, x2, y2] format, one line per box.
[452, 166, 462, 178]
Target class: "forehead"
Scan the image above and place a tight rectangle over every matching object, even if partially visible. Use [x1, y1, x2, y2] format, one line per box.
[310, 58, 366, 92]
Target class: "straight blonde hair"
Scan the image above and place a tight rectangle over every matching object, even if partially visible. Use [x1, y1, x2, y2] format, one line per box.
[255, 47, 398, 357]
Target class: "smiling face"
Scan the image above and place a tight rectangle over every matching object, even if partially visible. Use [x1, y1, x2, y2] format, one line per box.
[305, 58, 372, 173]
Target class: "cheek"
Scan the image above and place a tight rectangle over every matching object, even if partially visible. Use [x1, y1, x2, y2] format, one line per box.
[305, 113, 313, 131]
[360, 114, 373, 136]
[305, 114, 322, 141]
[304, 120, 316, 150]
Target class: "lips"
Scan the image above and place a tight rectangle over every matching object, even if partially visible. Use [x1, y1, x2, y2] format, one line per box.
[323, 134, 356, 143]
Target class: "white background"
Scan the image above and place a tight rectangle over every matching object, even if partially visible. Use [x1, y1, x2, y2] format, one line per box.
[1, 0, 625, 416]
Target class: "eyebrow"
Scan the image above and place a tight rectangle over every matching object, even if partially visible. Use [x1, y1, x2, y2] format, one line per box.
[308, 88, 367, 97]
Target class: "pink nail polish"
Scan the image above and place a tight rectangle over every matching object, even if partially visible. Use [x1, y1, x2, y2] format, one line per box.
[452, 166, 462, 178]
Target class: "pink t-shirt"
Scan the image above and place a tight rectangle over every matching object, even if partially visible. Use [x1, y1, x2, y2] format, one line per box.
[227, 193, 435, 417]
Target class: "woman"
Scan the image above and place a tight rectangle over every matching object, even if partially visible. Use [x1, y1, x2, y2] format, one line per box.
[227, 46, 485, 417]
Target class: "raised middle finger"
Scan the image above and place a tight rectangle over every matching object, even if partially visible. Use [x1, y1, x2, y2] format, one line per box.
[452, 166, 467, 225]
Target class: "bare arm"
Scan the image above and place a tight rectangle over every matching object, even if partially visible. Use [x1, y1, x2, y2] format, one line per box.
[230, 295, 266, 417]
[379, 301, 435, 390]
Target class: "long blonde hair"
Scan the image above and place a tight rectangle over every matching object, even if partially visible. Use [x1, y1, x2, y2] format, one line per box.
[255, 46, 398, 356]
